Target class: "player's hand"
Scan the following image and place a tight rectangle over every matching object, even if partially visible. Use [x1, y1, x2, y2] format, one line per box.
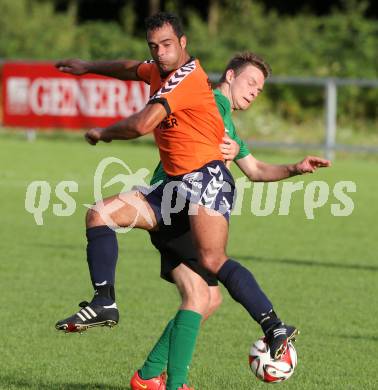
[220, 136, 240, 162]
[84, 128, 112, 145]
[55, 59, 90, 75]
[295, 156, 331, 174]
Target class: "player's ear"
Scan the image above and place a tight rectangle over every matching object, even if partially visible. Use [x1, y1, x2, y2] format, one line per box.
[226, 69, 235, 84]
[179, 35, 187, 49]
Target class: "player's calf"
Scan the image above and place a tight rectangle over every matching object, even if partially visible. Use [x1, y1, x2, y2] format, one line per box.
[202, 286, 222, 321]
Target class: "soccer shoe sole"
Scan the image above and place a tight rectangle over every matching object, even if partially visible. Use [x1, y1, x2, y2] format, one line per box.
[56, 319, 118, 333]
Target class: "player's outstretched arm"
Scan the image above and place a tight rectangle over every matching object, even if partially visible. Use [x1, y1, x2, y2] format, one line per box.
[55, 58, 142, 80]
[236, 154, 331, 182]
[85, 103, 167, 145]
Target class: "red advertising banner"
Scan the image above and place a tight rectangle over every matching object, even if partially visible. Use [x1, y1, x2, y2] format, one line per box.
[2, 62, 150, 129]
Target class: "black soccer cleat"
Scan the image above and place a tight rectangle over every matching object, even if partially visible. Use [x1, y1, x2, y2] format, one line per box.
[265, 323, 299, 360]
[285, 324, 299, 343]
[55, 301, 119, 333]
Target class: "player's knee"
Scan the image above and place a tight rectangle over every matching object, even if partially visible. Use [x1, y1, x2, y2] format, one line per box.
[211, 291, 223, 312]
[199, 254, 227, 274]
[203, 290, 222, 320]
[86, 206, 105, 228]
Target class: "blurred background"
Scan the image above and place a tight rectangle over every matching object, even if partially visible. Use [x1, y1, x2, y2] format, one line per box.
[1, 0, 377, 155]
[1, 2, 378, 389]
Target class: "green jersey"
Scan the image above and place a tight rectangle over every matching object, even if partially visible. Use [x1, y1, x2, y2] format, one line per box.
[150, 89, 251, 185]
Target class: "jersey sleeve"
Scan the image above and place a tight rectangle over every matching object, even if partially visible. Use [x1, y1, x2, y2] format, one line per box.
[148, 60, 199, 115]
[235, 138, 251, 160]
[230, 128, 251, 160]
[136, 61, 154, 84]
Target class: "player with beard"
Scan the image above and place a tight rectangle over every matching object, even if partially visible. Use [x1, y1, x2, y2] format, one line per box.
[55, 13, 330, 390]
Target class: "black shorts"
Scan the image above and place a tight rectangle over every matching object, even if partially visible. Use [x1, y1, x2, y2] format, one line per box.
[148, 206, 218, 286]
[140, 160, 234, 287]
[139, 160, 236, 226]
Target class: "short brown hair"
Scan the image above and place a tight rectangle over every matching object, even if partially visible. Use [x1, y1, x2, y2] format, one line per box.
[220, 52, 272, 82]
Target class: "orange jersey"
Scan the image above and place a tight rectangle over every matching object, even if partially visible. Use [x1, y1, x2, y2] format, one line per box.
[137, 58, 224, 176]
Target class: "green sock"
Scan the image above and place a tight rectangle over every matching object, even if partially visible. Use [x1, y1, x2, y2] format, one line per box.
[140, 319, 174, 380]
[167, 310, 202, 390]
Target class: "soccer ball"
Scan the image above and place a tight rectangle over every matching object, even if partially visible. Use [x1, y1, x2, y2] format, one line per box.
[249, 337, 297, 383]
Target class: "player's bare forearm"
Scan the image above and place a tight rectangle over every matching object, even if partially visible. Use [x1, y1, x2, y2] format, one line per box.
[253, 162, 297, 181]
[236, 155, 292, 182]
[55, 58, 141, 80]
[102, 117, 145, 140]
[85, 119, 147, 145]
[86, 60, 142, 80]
[85, 103, 167, 145]
[236, 155, 331, 182]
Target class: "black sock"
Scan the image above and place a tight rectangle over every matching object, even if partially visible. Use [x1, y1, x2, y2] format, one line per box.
[217, 259, 280, 328]
[86, 226, 118, 305]
[259, 309, 282, 335]
[93, 285, 114, 303]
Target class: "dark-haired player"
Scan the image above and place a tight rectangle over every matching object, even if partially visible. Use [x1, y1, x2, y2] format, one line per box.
[55, 13, 330, 390]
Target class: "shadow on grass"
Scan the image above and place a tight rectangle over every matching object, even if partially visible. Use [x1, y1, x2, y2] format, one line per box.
[234, 254, 378, 272]
[32, 244, 378, 272]
[32, 242, 157, 257]
[0, 374, 130, 390]
[334, 334, 378, 342]
[33, 243, 83, 251]
[29, 243, 85, 251]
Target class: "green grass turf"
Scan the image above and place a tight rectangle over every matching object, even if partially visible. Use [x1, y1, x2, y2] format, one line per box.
[1, 135, 377, 389]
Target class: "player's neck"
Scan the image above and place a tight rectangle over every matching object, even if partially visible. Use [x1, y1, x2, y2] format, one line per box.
[178, 52, 191, 68]
[218, 83, 234, 111]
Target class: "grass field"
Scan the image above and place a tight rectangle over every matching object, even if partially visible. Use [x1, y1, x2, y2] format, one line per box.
[1, 134, 377, 389]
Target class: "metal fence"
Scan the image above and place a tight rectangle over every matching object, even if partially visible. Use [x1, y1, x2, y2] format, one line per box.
[210, 74, 378, 160]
